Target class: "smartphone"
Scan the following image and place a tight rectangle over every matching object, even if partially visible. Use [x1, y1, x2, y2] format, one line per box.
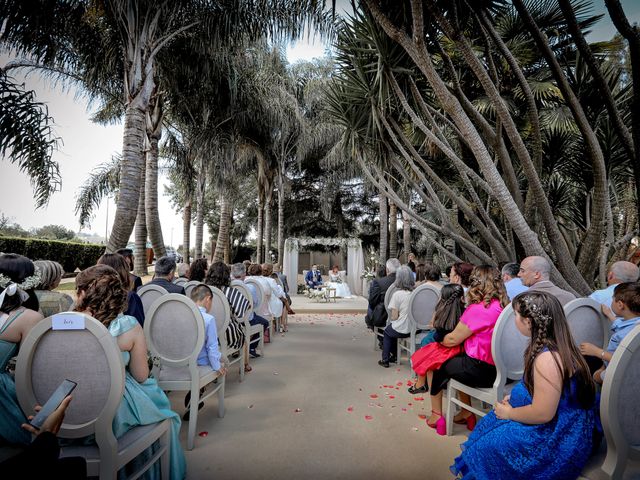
[29, 379, 77, 429]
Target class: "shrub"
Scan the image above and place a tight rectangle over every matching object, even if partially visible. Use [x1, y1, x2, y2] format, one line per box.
[0, 236, 105, 273]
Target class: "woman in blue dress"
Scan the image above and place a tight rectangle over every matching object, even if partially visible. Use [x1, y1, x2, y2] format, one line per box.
[452, 291, 596, 480]
[0, 254, 44, 446]
[74, 265, 186, 480]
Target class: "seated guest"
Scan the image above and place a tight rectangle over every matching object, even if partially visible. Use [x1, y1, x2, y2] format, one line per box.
[518, 256, 575, 306]
[33, 260, 73, 317]
[186, 258, 208, 282]
[580, 282, 640, 383]
[448, 262, 474, 292]
[589, 261, 639, 309]
[378, 265, 415, 368]
[273, 263, 292, 306]
[423, 262, 443, 290]
[97, 253, 145, 326]
[116, 248, 142, 291]
[501, 262, 528, 301]
[147, 256, 185, 294]
[74, 265, 185, 479]
[452, 292, 596, 479]
[205, 262, 251, 373]
[366, 258, 400, 333]
[0, 254, 44, 446]
[427, 265, 508, 431]
[176, 263, 190, 279]
[2, 395, 86, 479]
[305, 264, 323, 289]
[231, 262, 269, 354]
[263, 263, 293, 331]
[327, 265, 352, 298]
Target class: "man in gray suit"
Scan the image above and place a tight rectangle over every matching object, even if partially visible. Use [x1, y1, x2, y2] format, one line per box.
[518, 256, 575, 306]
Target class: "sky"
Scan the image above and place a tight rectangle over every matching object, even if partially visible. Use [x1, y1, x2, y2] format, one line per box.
[0, 0, 637, 248]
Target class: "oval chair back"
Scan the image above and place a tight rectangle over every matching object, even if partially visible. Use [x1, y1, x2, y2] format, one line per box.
[408, 284, 440, 331]
[138, 284, 167, 316]
[491, 304, 529, 398]
[564, 298, 609, 350]
[244, 277, 265, 311]
[173, 277, 187, 287]
[184, 280, 201, 299]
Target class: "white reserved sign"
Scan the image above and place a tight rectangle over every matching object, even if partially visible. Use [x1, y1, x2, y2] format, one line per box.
[52, 314, 85, 330]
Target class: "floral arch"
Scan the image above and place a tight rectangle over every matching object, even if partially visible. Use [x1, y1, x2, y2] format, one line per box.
[282, 237, 365, 296]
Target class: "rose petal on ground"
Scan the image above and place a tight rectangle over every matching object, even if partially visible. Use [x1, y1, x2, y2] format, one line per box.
[418, 414, 427, 420]
[414, 397, 424, 401]
[365, 415, 373, 421]
[369, 394, 378, 399]
[408, 403, 413, 406]
[389, 395, 395, 399]
[198, 431, 208, 437]
[347, 406, 353, 412]
[402, 408, 407, 412]
[397, 382, 403, 386]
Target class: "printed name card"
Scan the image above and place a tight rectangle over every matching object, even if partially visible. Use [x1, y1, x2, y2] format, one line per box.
[52, 314, 85, 330]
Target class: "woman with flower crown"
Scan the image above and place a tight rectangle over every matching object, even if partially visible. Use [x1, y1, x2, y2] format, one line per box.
[0, 253, 45, 445]
[451, 291, 596, 479]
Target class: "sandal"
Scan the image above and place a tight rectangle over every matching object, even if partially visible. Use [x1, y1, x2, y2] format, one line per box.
[244, 364, 253, 373]
[408, 384, 428, 395]
[427, 410, 442, 429]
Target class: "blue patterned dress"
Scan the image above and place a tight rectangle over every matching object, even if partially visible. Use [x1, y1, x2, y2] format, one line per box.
[0, 310, 31, 446]
[109, 315, 186, 480]
[451, 377, 595, 480]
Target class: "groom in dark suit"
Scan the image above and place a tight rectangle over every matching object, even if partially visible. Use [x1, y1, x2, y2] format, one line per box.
[305, 264, 323, 289]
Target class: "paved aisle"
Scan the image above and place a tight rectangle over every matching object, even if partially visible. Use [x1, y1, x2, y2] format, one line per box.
[174, 314, 463, 479]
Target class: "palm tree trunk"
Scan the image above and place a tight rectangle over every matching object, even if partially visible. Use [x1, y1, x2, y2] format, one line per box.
[213, 193, 230, 262]
[389, 201, 398, 258]
[182, 196, 192, 264]
[403, 208, 411, 262]
[277, 171, 285, 263]
[194, 161, 206, 259]
[145, 108, 166, 260]
[256, 196, 264, 264]
[106, 104, 145, 253]
[379, 189, 388, 264]
[264, 194, 273, 263]
[134, 159, 148, 276]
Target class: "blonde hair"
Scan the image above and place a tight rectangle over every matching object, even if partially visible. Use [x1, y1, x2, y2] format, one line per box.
[466, 265, 509, 308]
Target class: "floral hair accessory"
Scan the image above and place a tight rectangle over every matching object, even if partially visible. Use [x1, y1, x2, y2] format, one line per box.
[521, 295, 552, 324]
[0, 266, 42, 291]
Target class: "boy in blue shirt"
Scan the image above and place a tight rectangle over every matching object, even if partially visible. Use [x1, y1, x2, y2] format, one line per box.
[580, 282, 640, 383]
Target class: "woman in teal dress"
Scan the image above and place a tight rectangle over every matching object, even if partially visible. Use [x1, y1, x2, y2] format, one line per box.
[0, 254, 44, 446]
[75, 265, 186, 480]
[451, 292, 596, 480]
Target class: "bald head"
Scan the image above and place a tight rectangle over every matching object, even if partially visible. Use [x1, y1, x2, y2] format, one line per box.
[519, 256, 551, 287]
[609, 261, 639, 285]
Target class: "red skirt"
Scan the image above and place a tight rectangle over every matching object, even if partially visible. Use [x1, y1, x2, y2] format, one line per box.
[411, 343, 462, 376]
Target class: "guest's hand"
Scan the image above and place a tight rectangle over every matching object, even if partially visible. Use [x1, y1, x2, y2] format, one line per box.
[494, 397, 512, 420]
[217, 367, 227, 377]
[22, 395, 72, 436]
[579, 342, 599, 357]
[601, 304, 616, 322]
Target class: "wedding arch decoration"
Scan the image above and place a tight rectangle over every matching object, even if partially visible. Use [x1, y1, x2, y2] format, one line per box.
[282, 237, 365, 296]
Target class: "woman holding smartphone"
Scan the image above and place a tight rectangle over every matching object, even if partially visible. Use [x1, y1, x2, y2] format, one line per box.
[74, 264, 186, 480]
[0, 254, 44, 445]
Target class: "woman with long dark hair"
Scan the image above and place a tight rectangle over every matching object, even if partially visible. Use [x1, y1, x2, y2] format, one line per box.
[452, 291, 596, 479]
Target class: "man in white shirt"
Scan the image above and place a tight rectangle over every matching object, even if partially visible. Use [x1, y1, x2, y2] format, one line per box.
[501, 262, 528, 301]
[589, 261, 639, 309]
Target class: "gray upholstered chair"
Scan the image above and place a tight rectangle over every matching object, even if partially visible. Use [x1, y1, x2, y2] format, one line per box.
[145, 294, 225, 451]
[581, 324, 640, 480]
[231, 280, 265, 357]
[564, 298, 610, 350]
[183, 280, 201, 299]
[173, 277, 187, 287]
[16, 312, 171, 479]
[397, 284, 440, 365]
[374, 285, 398, 352]
[208, 286, 245, 382]
[245, 277, 274, 341]
[138, 284, 167, 316]
[445, 303, 529, 435]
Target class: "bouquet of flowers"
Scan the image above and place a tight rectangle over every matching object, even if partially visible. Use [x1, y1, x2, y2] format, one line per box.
[360, 267, 376, 281]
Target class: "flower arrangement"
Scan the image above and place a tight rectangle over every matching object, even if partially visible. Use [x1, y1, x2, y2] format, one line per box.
[360, 267, 376, 281]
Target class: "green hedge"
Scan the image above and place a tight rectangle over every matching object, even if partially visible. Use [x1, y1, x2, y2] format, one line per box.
[0, 236, 105, 273]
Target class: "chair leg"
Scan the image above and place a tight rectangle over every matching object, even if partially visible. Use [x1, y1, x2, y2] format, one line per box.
[600, 444, 626, 480]
[445, 385, 454, 436]
[259, 331, 265, 356]
[187, 384, 199, 450]
[239, 345, 246, 382]
[218, 378, 226, 418]
[160, 427, 170, 480]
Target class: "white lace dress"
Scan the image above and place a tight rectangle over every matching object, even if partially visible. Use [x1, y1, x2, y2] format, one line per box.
[327, 272, 352, 298]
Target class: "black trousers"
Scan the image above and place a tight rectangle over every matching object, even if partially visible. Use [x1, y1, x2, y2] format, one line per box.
[430, 353, 497, 396]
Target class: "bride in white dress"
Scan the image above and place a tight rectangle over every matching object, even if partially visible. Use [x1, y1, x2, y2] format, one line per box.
[327, 265, 352, 298]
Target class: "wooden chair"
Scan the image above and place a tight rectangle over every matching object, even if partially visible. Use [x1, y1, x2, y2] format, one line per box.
[231, 280, 265, 357]
[145, 294, 225, 451]
[137, 284, 167, 316]
[397, 284, 440, 366]
[208, 286, 245, 382]
[581, 324, 640, 480]
[445, 304, 529, 435]
[16, 312, 171, 479]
